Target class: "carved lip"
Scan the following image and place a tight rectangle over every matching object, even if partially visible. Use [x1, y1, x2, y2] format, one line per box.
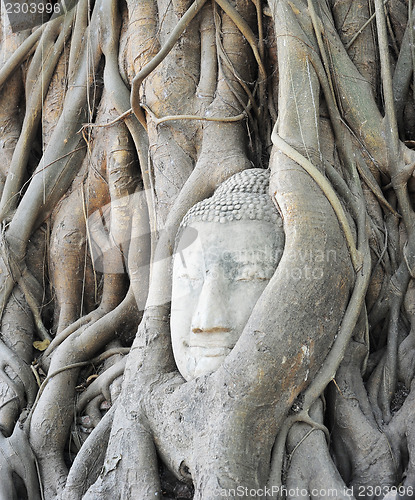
[186, 344, 232, 356]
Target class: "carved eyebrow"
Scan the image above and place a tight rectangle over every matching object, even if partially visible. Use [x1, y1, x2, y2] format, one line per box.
[175, 270, 203, 279]
[228, 264, 275, 279]
[229, 258, 276, 268]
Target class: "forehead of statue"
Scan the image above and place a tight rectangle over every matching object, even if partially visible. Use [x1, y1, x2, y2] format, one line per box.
[174, 220, 280, 270]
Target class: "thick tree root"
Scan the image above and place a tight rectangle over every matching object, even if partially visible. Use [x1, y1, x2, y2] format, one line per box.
[283, 401, 351, 500]
[329, 348, 397, 491]
[61, 405, 116, 500]
[0, 425, 41, 500]
[28, 290, 137, 498]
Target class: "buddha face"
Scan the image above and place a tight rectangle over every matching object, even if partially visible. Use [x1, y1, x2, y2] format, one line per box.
[171, 220, 281, 381]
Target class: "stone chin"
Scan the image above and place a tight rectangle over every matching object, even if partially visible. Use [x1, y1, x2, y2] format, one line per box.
[184, 346, 232, 380]
[187, 353, 229, 380]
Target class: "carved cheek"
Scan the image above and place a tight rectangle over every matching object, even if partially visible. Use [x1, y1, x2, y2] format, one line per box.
[171, 280, 199, 380]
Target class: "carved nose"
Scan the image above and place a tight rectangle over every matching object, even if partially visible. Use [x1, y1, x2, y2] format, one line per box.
[191, 274, 231, 334]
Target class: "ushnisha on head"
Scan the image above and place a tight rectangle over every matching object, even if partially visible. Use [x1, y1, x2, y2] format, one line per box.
[180, 168, 280, 228]
[171, 168, 284, 381]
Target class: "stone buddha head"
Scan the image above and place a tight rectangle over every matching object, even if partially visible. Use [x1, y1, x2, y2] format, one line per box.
[171, 168, 284, 381]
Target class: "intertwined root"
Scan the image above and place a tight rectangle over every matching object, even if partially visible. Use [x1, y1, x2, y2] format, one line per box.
[0, 425, 41, 500]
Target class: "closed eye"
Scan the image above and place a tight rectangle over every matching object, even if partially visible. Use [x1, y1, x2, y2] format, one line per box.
[177, 274, 203, 283]
[233, 266, 273, 281]
[235, 276, 269, 282]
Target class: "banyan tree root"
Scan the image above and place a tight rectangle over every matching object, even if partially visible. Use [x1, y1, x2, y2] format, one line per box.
[31, 96, 149, 495]
[0, 2, 104, 332]
[48, 140, 108, 334]
[328, 342, 397, 490]
[28, 289, 137, 497]
[0, 223, 48, 436]
[34, 80, 143, 493]
[76, 355, 127, 418]
[0, 286, 35, 437]
[61, 405, 116, 500]
[283, 400, 351, 500]
[0, 15, 26, 198]
[49, 93, 138, 335]
[0, 424, 41, 500]
[387, 380, 415, 491]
